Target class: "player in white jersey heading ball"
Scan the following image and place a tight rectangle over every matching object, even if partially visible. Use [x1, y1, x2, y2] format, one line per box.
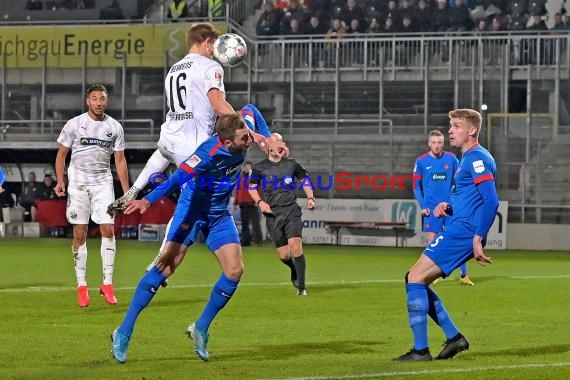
[108, 23, 235, 213]
[55, 84, 130, 308]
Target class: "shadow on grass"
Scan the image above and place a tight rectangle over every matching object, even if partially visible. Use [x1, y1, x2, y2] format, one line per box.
[217, 340, 386, 360]
[472, 344, 570, 357]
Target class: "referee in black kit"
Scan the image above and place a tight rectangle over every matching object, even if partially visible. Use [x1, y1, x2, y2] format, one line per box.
[248, 133, 315, 295]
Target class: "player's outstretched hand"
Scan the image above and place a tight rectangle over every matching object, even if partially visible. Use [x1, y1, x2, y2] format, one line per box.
[473, 235, 492, 266]
[267, 138, 289, 158]
[249, 131, 269, 154]
[124, 199, 151, 215]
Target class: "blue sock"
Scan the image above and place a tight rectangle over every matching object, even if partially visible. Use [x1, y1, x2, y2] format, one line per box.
[460, 263, 468, 277]
[118, 267, 166, 336]
[195, 274, 239, 331]
[406, 283, 429, 350]
[426, 286, 460, 340]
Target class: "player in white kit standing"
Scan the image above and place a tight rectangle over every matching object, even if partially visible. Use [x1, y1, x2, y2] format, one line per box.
[55, 84, 130, 308]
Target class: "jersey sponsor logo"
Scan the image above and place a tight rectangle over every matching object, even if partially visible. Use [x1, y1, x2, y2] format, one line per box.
[226, 164, 241, 177]
[187, 155, 201, 168]
[473, 160, 485, 173]
[431, 173, 447, 181]
[79, 137, 112, 148]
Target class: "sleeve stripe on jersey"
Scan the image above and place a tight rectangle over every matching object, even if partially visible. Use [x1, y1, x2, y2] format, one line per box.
[209, 139, 223, 156]
[240, 109, 254, 119]
[474, 173, 494, 184]
[180, 162, 196, 174]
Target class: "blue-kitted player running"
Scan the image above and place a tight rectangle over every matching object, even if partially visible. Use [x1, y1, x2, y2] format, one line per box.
[413, 130, 473, 286]
[396, 109, 499, 361]
[110, 113, 287, 364]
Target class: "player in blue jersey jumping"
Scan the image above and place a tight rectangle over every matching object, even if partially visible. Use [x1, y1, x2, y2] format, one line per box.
[396, 109, 499, 361]
[413, 130, 474, 286]
[110, 113, 287, 364]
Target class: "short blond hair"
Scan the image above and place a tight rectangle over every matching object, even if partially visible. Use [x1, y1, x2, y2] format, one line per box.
[428, 130, 444, 138]
[448, 109, 482, 130]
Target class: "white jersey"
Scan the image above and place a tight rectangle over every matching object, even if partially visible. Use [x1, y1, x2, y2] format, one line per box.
[57, 112, 125, 185]
[158, 53, 225, 157]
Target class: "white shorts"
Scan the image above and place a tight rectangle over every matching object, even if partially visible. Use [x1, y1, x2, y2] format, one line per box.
[157, 142, 196, 166]
[66, 182, 115, 225]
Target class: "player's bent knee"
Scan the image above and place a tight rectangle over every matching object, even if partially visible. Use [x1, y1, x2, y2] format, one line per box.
[224, 264, 244, 280]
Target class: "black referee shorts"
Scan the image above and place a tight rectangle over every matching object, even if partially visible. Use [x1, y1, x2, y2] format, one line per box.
[265, 204, 303, 248]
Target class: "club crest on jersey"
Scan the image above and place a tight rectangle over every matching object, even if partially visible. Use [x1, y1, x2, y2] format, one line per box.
[444, 164, 449, 169]
[188, 155, 202, 168]
[214, 71, 222, 80]
[473, 160, 485, 173]
[105, 129, 112, 137]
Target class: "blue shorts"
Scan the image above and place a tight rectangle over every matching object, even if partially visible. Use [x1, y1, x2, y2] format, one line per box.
[168, 208, 240, 252]
[423, 222, 484, 277]
[422, 213, 444, 233]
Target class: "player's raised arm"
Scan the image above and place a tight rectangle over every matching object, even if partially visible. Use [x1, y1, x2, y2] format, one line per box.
[208, 88, 234, 115]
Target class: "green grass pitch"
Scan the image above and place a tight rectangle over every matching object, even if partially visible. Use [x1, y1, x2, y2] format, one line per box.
[0, 238, 569, 379]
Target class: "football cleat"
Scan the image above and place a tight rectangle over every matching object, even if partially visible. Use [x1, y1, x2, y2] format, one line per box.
[436, 333, 470, 360]
[296, 288, 308, 296]
[77, 285, 90, 307]
[100, 284, 118, 305]
[111, 329, 131, 364]
[107, 193, 136, 217]
[393, 348, 432, 361]
[187, 323, 209, 361]
[460, 276, 474, 286]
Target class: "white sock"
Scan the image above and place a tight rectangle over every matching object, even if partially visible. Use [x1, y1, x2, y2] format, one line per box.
[146, 217, 172, 271]
[101, 236, 116, 285]
[131, 149, 172, 195]
[73, 243, 88, 287]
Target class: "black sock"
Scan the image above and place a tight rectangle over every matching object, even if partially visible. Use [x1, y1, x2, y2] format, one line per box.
[281, 257, 295, 271]
[293, 255, 306, 289]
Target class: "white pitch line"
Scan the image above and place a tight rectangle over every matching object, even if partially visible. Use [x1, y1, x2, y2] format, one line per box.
[263, 362, 570, 380]
[1, 275, 570, 293]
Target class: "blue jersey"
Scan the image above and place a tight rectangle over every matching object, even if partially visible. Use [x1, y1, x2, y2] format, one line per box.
[448, 144, 497, 232]
[177, 136, 246, 214]
[145, 135, 245, 214]
[413, 151, 458, 209]
[0, 166, 5, 186]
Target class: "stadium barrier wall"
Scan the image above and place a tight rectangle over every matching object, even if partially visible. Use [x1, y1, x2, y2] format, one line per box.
[507, 224, 570, 251]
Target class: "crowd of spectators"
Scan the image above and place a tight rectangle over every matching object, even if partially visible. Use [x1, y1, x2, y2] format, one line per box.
[256, 0, 569, 36]
[26, 0, 96, 10]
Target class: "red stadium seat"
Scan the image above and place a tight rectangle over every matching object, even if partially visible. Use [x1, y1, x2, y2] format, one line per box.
[35, 200, 67, 229]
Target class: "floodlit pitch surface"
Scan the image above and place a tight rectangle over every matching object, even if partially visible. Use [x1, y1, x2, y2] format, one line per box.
[0, 238, 569, 379]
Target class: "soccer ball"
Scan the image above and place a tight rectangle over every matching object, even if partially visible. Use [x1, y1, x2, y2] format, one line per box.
[213, 33, 247, 67]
